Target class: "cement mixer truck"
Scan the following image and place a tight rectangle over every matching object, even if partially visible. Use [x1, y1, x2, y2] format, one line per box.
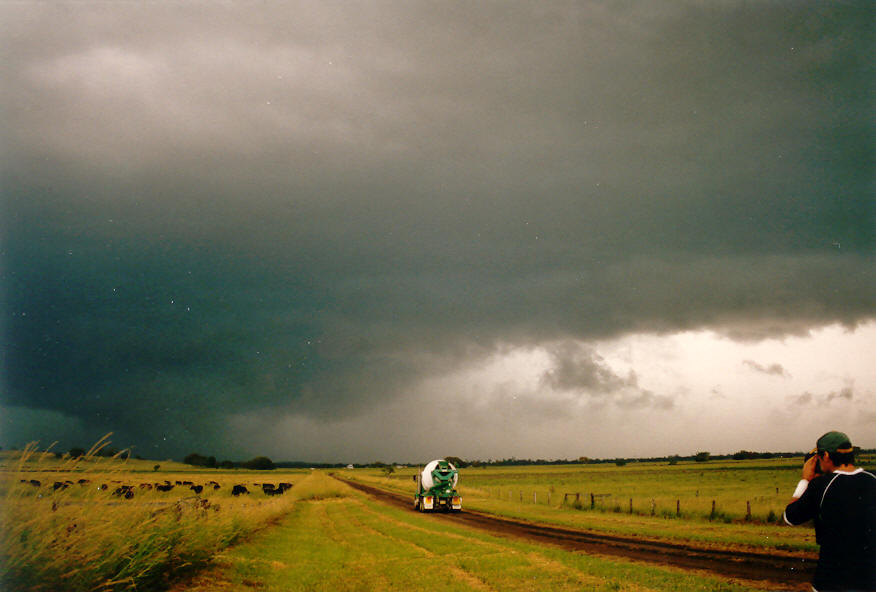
[414, 459, 462, 512]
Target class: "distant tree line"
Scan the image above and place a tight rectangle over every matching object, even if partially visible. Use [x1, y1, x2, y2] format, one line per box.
[425, 449, 875, 468]
[183, 452, 275, 470]
[69, 446, 126, 458]
[11, 445, 867, 470]
[243, 450, 876, 470]
[63, 447, 142, 460]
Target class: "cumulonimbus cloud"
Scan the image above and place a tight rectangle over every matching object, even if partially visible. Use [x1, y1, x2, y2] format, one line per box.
[1, 1, 872, 458]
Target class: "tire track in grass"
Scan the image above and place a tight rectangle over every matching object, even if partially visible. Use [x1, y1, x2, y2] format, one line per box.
[520, 551, 640, 592]
[315, 496, 352, 548]
[351, 483, 666, 591]
[340, 496, 496, 591]
[315, 496, 493, 591]
[349, 487, 620, 591]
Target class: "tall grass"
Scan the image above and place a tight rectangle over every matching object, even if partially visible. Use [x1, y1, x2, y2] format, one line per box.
[0, 438, 301, 591]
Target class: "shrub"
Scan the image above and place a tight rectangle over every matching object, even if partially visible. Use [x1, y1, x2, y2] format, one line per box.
[242, 456, 274, 470]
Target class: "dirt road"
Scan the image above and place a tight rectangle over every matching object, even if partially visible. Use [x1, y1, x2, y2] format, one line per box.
[339, 477, 816, 591]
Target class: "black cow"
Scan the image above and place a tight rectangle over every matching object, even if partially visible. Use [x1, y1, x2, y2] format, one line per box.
[113, 485, 134, 499]
[156, 483, 174, 492]
[231, 484, 249, 496]
[190, 484, 204, 494]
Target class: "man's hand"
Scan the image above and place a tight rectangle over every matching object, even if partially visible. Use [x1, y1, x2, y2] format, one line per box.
[802, 453, 819, 481]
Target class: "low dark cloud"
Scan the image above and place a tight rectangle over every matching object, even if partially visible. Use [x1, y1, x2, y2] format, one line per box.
[541, 342, 674, 410]
[1, 2, 873, 459]
[542, 342, 638, 393]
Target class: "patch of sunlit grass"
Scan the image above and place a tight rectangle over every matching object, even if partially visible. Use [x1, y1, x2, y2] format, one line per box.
[288, 470, 354, 502]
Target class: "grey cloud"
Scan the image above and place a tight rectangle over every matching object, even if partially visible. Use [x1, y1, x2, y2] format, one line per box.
[743, 360, 791, 378]
[541, 342, 638, 393]
[791, 392, 814, 406]
[790, 386, 854, 407]
[617, 390, 675, 411]
[826, 386, 854, 403]
[539, 342, 673, 410]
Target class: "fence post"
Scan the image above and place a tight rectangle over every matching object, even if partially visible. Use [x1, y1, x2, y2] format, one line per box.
[650, 499, 656, 516]
[519, 491, 523, 503]
[746, 500, 751, 521]
[676, 499, 680, 516]
[629, 498, 633, 514]
[710, 500, 716, 521]
[590, 493, 595, 510]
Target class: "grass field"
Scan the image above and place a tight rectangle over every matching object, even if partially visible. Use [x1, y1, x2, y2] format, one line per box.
[174, 474, 767, 592]
[338, 457, 864, 553]
[3, 442, 849, 591]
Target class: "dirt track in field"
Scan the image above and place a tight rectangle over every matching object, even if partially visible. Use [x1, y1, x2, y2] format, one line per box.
[337, 477, 816, 591]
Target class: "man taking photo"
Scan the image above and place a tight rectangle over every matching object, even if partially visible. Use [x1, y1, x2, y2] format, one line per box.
[784, 431, 876, 591]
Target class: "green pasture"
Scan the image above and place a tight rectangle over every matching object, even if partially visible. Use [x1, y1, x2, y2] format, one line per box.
[178, 475, 765, 592]
[339, 457, 854, 552]
[7, 444, 860, 590]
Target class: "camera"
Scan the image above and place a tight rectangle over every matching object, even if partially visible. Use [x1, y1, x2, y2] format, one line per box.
[804, 448, 824, 475]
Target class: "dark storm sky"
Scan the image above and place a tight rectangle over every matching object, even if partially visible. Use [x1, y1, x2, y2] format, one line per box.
[2, 2, 873, 461]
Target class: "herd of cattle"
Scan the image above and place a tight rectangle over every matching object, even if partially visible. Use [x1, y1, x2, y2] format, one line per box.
[19, 478, 294, 499]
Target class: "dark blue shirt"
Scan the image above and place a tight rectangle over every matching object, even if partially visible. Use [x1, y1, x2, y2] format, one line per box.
[784, 469, 876, 591]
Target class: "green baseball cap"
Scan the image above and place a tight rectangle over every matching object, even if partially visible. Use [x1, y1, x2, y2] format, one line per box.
[816, 431, 853, 453]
